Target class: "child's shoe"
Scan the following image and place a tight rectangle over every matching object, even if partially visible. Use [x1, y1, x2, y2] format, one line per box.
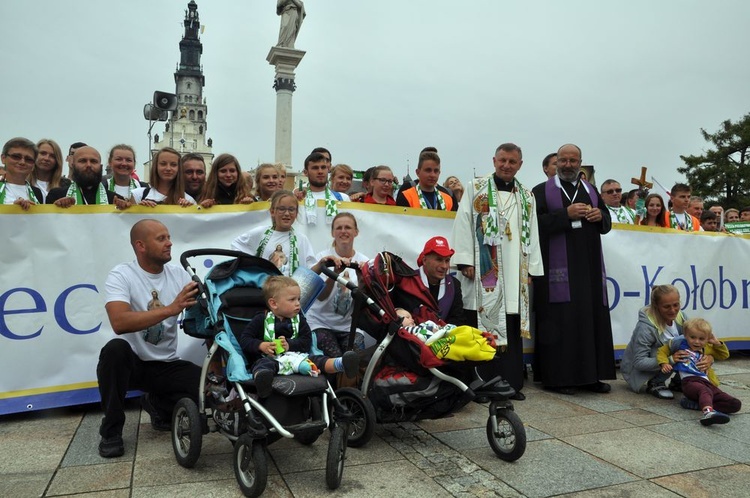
[254, 370, 274, 398]
[700, 409, 730, 426]
[342, 351, 359, 379]
[679, 397, 700, 411]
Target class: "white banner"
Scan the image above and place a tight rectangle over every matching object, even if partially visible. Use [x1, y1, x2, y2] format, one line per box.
[1, 203, 748, 414]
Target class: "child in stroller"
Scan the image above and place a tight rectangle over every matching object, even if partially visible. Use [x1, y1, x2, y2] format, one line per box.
[239, 275, 360, 397]
[172, 249, 356, 497]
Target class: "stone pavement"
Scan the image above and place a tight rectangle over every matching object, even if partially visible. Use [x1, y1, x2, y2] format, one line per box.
[2, 355, 749, 498]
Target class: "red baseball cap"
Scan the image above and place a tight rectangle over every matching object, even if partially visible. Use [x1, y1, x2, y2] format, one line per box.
[417, 236, 455, 266]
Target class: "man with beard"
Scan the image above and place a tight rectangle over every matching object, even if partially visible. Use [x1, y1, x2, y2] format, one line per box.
[181, 153, 207, 200]
[531, 144, 616, 395]
[96, 219, 200, 458]
[46, 146, 127, 208]
[297, 151, 349, 225]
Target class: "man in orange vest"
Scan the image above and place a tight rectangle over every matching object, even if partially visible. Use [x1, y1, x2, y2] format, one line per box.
[664, 183, 701, 231]
[396, 150, 457, 211]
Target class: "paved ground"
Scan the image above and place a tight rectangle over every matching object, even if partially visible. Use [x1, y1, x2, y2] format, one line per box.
[2, 355, 749, 498]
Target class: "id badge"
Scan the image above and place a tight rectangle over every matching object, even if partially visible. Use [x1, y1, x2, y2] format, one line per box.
[571, 220, 583, 229]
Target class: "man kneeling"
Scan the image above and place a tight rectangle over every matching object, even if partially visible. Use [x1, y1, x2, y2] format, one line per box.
[97, 219, 200, 458]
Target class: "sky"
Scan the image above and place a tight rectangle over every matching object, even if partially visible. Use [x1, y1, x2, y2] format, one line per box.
[2, 0, 749, 190]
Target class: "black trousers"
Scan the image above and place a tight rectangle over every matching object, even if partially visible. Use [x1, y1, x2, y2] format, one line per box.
[96, 338, 201, 438]
[466, 312, 525, 392]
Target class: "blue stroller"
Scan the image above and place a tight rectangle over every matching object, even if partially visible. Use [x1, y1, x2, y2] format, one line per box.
[171, 249, 351, 497]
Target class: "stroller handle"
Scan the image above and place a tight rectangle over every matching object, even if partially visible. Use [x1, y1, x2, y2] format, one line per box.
[179, 248, 251, 270]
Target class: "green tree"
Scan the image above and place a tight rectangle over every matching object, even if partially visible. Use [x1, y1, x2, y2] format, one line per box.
[679, 113, 750, 209]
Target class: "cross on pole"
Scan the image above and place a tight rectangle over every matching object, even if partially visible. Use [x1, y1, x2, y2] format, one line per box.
[631, 166, 653, 190]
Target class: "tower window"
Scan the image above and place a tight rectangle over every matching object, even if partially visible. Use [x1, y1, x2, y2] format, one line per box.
[189, 110, 195, 120]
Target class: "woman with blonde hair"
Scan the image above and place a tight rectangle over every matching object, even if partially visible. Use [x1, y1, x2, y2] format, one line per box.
[443, 176, 464, 203]
[30, 138, 66, 193]
[131, 147, 194, 206]
[198, 153, 254, 207]
[253, 163, 282, 201]
[330, 164, 353, 195]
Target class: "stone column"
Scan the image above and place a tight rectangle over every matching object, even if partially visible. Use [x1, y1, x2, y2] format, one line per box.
[267, 46, 305, 169]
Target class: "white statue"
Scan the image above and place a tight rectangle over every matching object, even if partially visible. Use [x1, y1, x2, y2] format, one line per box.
[276, 0, 305, 48]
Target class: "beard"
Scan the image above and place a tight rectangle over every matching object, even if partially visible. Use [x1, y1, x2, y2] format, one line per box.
[308, 177, 327, 189]
[557, 167, 580, 183]
[72, 167, 103, 188]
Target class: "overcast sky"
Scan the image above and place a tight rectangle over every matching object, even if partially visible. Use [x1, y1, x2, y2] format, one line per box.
[2, 0, 749, 190]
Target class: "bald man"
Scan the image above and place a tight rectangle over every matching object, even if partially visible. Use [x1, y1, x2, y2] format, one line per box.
[531, 144, 616, 395]
[46, 146, 126, 207]
[96, 219, 200, 458]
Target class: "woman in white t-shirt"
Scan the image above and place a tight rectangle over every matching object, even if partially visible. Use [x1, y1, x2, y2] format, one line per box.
[232, 190, 316, 276]
[130, 147, 195, 206]
[30, 138, 65, 195]
[306, 212, 370, 355]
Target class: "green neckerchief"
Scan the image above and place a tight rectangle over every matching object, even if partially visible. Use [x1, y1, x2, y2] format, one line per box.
[256, 226, 299, 275]
[262, 311, 300, 344]
[483, 177, 532, 252]
[416, 184, 446, 210]
[0, 181, 40, 204]
[304, 185, 338, 224]
[669, 211, 694, 230]
[108, 177, 138, 198]
[608, 205, 635, 223]
[66, 181, 108, 205]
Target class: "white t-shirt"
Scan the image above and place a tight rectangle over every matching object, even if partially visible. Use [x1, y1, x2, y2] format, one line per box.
[306, 248, 369, 332]
[310, 189, 351, 202]
[131, 187, 196, 205]
[105, 260, 191, 361]
[35, 180, 49, 194]
[2, 183, 34, 204]
[112, 184, 132, 199]
[231, 225, 316, 276]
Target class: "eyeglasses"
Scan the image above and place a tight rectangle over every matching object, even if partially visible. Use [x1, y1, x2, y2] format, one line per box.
[274, 206, 297, 213]
[603, 188, 623, 195]
[373, 178, 394, 185]
[5, 153, 36, 164]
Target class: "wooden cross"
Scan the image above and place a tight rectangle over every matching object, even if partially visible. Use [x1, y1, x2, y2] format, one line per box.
[631, 166, 653, 190]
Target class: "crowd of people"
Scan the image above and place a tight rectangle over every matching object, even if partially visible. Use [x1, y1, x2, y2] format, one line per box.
[1, 136, 742, 457]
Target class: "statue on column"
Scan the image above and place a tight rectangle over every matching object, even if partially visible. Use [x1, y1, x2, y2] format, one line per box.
[276, 0, 305, 48]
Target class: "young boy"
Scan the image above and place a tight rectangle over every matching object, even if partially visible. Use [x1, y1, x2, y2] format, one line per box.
[664, 183, 701, 231]
[239, 276, 358, 397]
[657, 318, 741, 425]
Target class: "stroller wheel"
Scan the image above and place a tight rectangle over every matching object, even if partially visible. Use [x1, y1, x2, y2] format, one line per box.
[335, 387, 376, 448]
[233, 434, 268, 497]
[487, 408, 526, 462]
[326, 423, 347, 490]
[171, 398, 203, 468]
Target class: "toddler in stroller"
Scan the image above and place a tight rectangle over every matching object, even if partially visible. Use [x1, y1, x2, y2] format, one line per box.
[321, 251, 527, 462]
[238, 275, 360, 397]
[171, 249, 356, 497]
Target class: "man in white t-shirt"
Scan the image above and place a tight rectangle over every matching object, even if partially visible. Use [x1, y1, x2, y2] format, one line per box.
[97, 219, 200, 458]
[296, 152, 350, 224]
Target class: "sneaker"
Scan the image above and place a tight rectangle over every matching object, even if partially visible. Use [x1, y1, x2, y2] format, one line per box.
[342, 351, 359, 379]
[700, 409, 730, 426]
[647, 381, 674, 400]
[679, 397, 700, 410]
[98, 436, 124, 458]
[254, 370, 274, 398]
[141, 394, 171, 432]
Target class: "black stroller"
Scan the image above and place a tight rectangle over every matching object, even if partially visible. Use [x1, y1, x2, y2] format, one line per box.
[171, 249, 352, 497]
[319, 251, 526, 462]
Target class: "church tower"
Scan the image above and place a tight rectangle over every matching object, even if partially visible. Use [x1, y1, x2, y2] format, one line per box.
[149, 1, 213, 176]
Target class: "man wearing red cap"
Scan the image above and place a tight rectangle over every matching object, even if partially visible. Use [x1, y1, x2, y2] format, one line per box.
[451, 143, 543, 399]
[392, 236, 465, 326]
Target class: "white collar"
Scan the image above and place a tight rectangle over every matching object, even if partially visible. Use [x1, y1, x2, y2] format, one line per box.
[419, 266, 445, 301]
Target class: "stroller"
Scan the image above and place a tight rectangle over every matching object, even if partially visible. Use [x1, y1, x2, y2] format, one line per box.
[319, 251, 526, 462]
[171, 249, 352, 497]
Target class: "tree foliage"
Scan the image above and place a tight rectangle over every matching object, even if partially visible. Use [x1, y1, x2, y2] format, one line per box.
[679, 113, 750, 209]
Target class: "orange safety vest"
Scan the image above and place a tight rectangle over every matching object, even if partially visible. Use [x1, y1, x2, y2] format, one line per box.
[402, 187, 454, 211]
[663, 211, 701, 231]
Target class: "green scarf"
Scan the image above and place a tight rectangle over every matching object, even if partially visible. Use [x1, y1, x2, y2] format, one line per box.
[262, 311, 299, 344]
[256, 227, 299, 275]
[65, 181, 108, 205]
